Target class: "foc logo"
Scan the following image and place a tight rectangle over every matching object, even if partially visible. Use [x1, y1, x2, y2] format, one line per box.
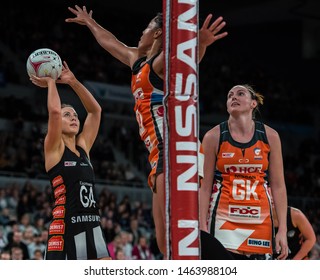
[229, 205, 261, 218]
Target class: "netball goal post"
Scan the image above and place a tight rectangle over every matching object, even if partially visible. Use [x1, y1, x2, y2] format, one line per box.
[163, 0, 200, 260]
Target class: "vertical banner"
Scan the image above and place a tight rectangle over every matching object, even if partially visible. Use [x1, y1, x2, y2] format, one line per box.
[163, 0, 200, 260]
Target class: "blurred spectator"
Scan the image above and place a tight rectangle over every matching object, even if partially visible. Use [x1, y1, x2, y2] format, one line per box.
[0, 208, 12, 226]
[4, 221, 20, 246]
[21, 225, 35, 247]
[107, 233, 122, 260]
[0, 250, 11, 260]
[28, 232, 46, 259]
[19, 213, 36, 234]
[117, 195, 132, 230]
[127, 217, 143, 247]
[131, 235, 153, 260]
[4, 231, 30, 260]
[101, 217, 117, 243]
[0, 188, 8, 210]
[5, 186, 19, 210]
[32, 248, 44, 260]
[115, 247, 126, 260]
[0, 226, 8, 251]
[119, 231, 133, 260]
[16, 193, 33, 221]
[33, 217, 47, 236]
[10, 246, 24, 260]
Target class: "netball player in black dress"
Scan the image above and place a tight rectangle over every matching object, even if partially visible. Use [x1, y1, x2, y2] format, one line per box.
[30, 61, 110, 260]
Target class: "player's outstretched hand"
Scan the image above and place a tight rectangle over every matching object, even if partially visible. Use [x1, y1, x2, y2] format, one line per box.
[199, 14, 228, 47]
[65, 5, 93, 25]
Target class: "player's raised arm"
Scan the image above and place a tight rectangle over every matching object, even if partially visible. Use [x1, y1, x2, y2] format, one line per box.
[66, 5, 138, 67]
[56, 61, 101, 155]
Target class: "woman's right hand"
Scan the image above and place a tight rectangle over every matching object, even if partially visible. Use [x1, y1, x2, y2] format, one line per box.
[56, 61, 76, 85]
[30, 75, 55, 88]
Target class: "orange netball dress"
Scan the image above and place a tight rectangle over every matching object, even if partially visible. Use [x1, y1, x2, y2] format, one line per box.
[207, 121, 274, 255]
[131, 53, 164, 189]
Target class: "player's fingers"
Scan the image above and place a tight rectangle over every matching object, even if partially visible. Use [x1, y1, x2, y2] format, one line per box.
[63, 61, 69, 70]
[213, 32, 228, 41]
[75, 5, 82, 11]
[67, 7, 76, 13]
[209, 16, 224, 32]
[201, 14, 213, 30]
[213, 21, 227, 35]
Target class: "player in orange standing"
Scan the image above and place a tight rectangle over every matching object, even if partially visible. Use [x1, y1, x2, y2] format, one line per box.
[200, 84, 289, 259]
[66, 5, 228, 258]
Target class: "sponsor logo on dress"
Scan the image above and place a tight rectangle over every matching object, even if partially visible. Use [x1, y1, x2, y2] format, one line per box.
[222, 152, 235, 158]
[54, 184, 66, 199]
[52, 175, 63, 187]
[47, 236, 64, 251]
[49, 220, 65, 235]
[52, 206, 65, 219]
[229, 205, 261, 219]
[71, 214, 101, 224]
[64, 161, 77, 167]
[55, 195, 66, 205]
[224, 164, 263, 173]
[247, 238, 270, 248]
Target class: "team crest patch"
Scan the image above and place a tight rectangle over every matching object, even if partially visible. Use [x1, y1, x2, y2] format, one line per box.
[254, 148, 263, 160]
[254, 148, 261, 155]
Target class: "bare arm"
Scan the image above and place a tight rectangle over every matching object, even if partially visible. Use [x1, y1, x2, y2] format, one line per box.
[199, 125, 220, 231]
[30, 75, 64, 171]
[291, 207, 316, 260]
[66, 5, 138, 67]
[266, 125, 288, 259]
[199, 14, 228, 62]
[57, 62, 101, 155]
